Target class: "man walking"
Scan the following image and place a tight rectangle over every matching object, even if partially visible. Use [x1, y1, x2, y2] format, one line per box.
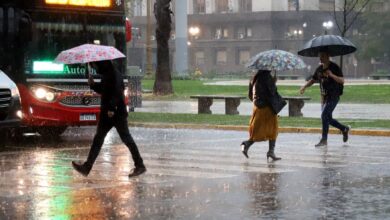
[72, 60, 146, 177]
[300, 51, 350, 147]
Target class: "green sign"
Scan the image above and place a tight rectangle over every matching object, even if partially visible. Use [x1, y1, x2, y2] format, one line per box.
[32, 61, 96, 75]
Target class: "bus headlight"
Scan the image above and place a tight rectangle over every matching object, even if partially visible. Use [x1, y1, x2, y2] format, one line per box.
[16, 110, 23, 119]
[31, 86, 57, 102]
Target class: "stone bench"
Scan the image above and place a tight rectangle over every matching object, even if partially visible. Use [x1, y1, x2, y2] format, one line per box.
[370, 75, 390, 80]
[190, 95, 246, 115]
[283, 96, 311, 117]
[277, 75, 301, 80]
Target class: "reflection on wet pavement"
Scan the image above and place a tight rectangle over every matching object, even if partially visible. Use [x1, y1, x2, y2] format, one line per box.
[1, 127, 390, 219]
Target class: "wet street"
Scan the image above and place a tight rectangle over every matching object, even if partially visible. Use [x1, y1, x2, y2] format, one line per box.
[1, 127, 390, 219]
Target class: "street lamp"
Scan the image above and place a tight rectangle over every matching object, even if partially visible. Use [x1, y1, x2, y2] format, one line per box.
[322, 21, 333, 35]
[189, 26, 200, 39]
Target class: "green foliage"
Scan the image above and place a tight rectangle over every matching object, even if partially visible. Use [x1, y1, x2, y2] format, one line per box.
[142, 79, 390, 103]
[357, 12, 390, 61]
[371, 69, 390, 76]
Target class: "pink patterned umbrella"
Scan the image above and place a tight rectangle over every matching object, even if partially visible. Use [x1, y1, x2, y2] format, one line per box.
[54, 44, 126, 64]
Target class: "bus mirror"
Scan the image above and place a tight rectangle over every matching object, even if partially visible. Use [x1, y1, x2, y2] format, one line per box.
[126, 17, 132, 42]
[18, 10, 32, 42]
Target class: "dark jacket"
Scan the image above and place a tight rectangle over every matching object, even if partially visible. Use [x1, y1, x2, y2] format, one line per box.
[312, 61, 344, 99]
[249, 71, 286, 114]
[90, 65, 127, 117]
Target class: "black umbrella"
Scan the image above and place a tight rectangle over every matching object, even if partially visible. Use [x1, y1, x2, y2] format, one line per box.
[298, 35, 357, 57]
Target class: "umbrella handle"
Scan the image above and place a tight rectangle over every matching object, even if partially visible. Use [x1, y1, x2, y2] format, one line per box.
[86, 63, 91, 79]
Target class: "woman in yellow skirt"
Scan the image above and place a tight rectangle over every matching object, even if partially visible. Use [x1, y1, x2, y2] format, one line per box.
[241, 70, 286, 161]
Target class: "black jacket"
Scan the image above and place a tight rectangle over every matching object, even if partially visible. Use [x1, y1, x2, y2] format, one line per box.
[312, 61, 344, 99]
[90, 67, 128, 117]
[249, 71, 286, 114]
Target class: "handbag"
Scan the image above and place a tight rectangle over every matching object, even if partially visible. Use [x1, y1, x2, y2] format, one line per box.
[270, 92, 287, 114]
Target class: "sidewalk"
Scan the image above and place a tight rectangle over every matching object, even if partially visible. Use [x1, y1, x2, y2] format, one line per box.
[135, 100, 390, 120]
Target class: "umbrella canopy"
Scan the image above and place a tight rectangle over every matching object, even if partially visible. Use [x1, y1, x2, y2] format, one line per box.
[246, 49, 306, 71]
[54, 44, 125, 64]
[298, 35, 357, 57]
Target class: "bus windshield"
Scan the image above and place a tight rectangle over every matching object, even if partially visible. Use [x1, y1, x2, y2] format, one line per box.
[1, 1, 126, 82]
[26, 20, 125, 79]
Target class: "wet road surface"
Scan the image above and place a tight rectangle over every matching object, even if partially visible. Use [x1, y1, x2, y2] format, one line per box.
[1, 127, 390, 219]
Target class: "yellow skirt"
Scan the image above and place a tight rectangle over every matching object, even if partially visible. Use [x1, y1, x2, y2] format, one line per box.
[249, 105, 278, 142]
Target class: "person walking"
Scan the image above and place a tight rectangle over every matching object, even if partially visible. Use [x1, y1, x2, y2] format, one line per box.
[299, 51, 350, 147]
[241, 70, 285, 161]
[72, 60, 146, 177]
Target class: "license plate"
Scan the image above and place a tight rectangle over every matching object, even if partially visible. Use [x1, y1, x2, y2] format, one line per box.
[80, 114, 96, 121]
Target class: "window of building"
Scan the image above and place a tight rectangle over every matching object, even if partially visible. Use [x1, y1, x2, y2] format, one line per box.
[223, 28, 229, 38]
[131, 0, 143, 16]
[216, 0, 229, 13]
[193, 0, 206, 14]
[216, 49, 227, 65]
[237, 27, 252, 39]
[247, 28, 252, 37]
[319, 0, 335, 11]
[237, 50, 251, 65]
[288, 0, 299, 11]
[239, 0, 252, 12]
[195, 51, 205, 65]
[215, 27, 229, 39]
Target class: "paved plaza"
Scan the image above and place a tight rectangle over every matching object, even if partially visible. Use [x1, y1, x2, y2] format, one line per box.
[1, 127, 390, 219]
[136, 100, 390, 120]
[136, 79, 390, 120]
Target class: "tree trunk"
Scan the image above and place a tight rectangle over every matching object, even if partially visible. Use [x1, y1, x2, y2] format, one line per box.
[153, 0, 173, 95]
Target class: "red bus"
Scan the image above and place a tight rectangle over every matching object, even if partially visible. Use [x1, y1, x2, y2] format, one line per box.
[0, 0, 130, 136]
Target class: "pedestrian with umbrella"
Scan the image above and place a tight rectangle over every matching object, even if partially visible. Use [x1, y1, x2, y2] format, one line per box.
[55, 44, 146, 177]
[298, 35, 355, 147]
[241, 50, 306, 160]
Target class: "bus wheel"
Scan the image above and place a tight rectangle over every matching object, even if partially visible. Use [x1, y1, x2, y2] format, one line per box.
[37, 126, 68, 137]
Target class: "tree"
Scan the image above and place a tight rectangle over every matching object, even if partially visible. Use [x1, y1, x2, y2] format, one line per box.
[358, 11, 390, 64]
[153, 0, 173, 95]
[332, 0, 371, 69]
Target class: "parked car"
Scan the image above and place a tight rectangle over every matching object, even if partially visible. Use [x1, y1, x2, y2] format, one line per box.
[0, 70, 22, 134]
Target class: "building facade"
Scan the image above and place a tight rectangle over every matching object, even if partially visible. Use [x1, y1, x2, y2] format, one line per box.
[128, 0, 389, 77]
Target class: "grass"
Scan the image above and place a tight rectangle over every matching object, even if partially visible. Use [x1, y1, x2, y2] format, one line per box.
[128, 112, 390, 130]
[142, 79, 390, 103]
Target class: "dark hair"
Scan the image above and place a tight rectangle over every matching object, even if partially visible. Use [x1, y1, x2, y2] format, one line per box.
[252, 69, 271, 84]
[92, 60, 114, 75]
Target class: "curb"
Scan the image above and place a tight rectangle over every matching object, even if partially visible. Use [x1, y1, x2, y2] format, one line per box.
[128, 122, 390, 137]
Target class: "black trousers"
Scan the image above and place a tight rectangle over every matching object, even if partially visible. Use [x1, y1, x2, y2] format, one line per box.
[85, 114, 144, 168]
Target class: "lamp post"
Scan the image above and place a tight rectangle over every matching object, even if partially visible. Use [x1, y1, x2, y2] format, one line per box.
[146, 0, 153, 76]
[188, 26, 200, 69]
[189, 26, 200, 41]
[322, 21, 333, 35]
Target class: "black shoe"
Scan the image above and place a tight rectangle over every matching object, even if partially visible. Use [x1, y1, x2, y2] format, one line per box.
[241, 144, 249, 158]
[342, 126, 350, 143]
[315, 139, 327, 147]
[71, 161, 91, 177]
[266, 151, 281, 161]
[129, 166, 146, 178]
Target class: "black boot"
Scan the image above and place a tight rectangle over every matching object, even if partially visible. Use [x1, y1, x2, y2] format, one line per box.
[267, 140, 281, 161]
[129, 166, 147, 178]
[315, 139, 327, 147]
[71, 161, 92, 177]
[241, 140, 254, 158]
[342, 126, 350, 143]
